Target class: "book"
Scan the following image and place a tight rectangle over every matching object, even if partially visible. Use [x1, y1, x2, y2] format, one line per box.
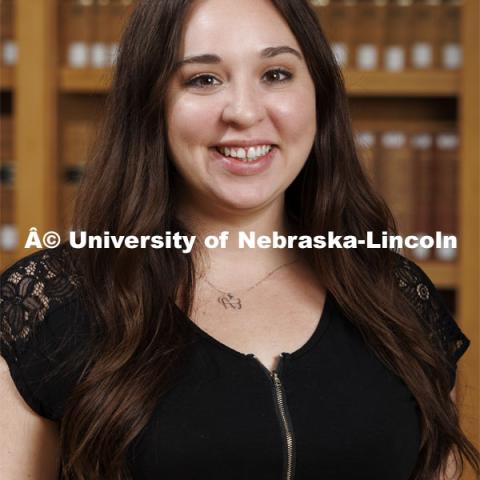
[410, 133, 434, 261]
[355, 130, 377, 184]
[438, 0, 463, 70]
[432, 132, 458, 261]
[383, 0, 412, 72]
[91, 0, 111, 68]
[328, 0, 357, 69]
[377, 131, 415, 239]
[354, 0, 386, 71]
[60, 111, 96, 167]
[410, 0, 442, 70]
[60, 0, 95, 68]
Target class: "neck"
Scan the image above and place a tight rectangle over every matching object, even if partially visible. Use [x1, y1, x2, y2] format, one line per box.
[174, 191, 301, 281]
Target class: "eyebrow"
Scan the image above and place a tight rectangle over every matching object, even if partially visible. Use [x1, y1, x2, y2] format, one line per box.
[174, 46, 303, 69]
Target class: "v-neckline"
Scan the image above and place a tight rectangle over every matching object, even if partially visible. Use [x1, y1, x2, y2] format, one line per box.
[173, 290, 333, 361]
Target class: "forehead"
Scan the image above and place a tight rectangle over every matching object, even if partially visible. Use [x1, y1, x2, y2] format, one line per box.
[181, 0, 300, 57]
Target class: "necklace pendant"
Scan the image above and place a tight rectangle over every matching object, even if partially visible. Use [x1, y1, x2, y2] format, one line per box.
[218, 293, 242, 310]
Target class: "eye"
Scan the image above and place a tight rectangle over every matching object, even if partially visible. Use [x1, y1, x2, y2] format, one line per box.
[185, 74, 221, 89]
[184, 69, 293, 89]
[262, 68, 293, 84]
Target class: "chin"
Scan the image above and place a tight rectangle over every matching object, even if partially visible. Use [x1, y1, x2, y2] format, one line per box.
[215, 190, 279, 212]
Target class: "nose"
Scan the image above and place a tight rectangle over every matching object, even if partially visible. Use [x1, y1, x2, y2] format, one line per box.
[221, 79, 266, 128]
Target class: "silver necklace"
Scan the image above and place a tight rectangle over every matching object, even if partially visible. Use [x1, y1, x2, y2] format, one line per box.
[203, 259, 298, 311]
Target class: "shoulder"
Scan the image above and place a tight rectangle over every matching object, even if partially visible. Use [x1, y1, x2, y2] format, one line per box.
[391, 253, 442, 316]
[391, 253, 454, 336]
[1, 244, 88, 420]
[391, 252, 470, 387]
[1, 243, 81, 304]
[1, 244, 82, 359]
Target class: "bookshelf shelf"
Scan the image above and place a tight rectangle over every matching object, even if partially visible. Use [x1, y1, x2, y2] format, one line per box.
[60, 67, 112, 93]
[418, 261, 458, 289]
[0, 66, 15, 90]
[345, 70, 460, 97]
[59, 68, 460, 97]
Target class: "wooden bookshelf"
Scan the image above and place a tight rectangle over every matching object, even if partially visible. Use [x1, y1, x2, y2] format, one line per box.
[60, 67, 112, 92]
[3, 1, 479, 477]
[345, 70, 460, 97]
[0, 66, 15, 90]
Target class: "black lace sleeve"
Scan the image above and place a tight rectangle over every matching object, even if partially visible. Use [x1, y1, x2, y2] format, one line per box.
[0, 245, 86, 420]
[393, 254, 470, 390]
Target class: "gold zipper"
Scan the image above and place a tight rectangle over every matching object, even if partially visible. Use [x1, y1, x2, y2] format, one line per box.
[272, 371, 295, 480]
[250, 355, 296, 480]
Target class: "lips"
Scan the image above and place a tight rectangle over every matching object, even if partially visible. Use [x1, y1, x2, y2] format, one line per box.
[210, 145, 276, 176]
[215, 145, 273, 162]
[213, 139, 278, 148]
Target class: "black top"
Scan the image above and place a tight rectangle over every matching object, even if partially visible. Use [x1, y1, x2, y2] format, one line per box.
[0, 247, 470, 480]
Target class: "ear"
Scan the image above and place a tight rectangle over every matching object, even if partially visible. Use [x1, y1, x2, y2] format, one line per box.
[449, 386, 456, 403]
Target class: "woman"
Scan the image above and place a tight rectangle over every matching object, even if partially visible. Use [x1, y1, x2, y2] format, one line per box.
[0, 0, 478, 478]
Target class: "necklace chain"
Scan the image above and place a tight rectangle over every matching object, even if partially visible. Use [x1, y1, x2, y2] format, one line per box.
[202, 259, 298, 310]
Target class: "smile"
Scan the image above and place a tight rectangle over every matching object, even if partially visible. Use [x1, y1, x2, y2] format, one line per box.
[215, 145, 273, 162]
[211, 145, 276, 176]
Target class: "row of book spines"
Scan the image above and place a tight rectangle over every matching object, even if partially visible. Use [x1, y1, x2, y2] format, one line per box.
[0, 2, 463, 71]
[0, 0, 137, 67]
[355, 130, 458, 262]
[60, 0, 136, 68]
[0, 0, 137, 38]
[60, 0, 463, 71]
[312, 0, 462, 71]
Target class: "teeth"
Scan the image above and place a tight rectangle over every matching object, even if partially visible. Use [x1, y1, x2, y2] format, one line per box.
[217, 145, 273, 162]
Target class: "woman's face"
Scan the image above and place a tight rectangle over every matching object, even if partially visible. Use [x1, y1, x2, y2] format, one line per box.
[165, 0, 317, 214]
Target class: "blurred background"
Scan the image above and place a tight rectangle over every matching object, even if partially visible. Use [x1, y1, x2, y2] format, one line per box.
[0, 0, 478, 473]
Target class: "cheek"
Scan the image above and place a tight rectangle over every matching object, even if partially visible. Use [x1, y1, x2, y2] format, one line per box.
[271, 88, 316, 143]
[167, 97, 219, 152]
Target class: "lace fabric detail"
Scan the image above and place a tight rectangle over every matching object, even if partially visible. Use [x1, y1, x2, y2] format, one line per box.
[393, 254, 470, 370]
[0, 245, 81, 362]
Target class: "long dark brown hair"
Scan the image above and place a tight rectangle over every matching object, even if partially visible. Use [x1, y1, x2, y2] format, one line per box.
[61, 0, 479, 478]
